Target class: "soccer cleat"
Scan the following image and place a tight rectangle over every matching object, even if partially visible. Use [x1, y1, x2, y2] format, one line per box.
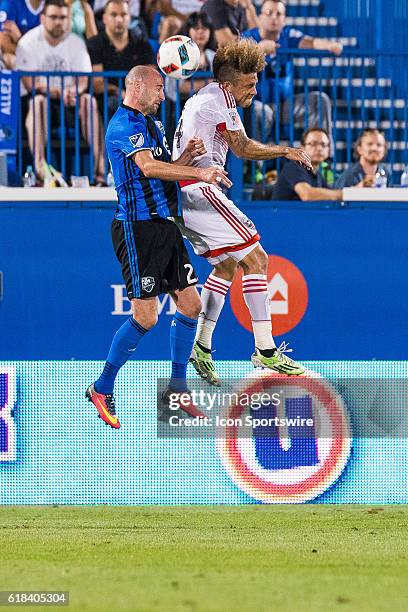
[161, 387, 207, 419]
[86, 384, 120, 429]
[251, 342, 305, 376]
[189, 341, 221, 386]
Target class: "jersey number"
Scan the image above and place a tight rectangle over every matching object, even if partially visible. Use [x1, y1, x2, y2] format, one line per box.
[184, 263, 198, 285]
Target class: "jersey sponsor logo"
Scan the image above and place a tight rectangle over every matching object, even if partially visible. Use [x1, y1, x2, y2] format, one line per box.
[141, 276, 155, 293]
[129, 133, 145, 148]
[0, 11, 7, 24]
[230, 255, 308, 336]
[0, 367, 16, 462]
[217, 373, 351, 503]
[155, 120, 166, 135]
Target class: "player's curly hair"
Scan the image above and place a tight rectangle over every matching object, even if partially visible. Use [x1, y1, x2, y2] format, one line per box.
[213, 38, 266, 83]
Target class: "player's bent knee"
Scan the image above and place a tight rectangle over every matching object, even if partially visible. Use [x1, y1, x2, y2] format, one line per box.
[240, 246, 268, 275]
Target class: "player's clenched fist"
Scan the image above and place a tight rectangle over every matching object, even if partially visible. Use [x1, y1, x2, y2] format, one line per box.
[284, 147, 313, 171]
[197, 167, 233, 189]
[185, 137, 207, 158]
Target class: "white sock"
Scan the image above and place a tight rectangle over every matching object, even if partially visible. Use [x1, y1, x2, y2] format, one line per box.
[196, 274, 232, 349]
[242, 274, 276, 350]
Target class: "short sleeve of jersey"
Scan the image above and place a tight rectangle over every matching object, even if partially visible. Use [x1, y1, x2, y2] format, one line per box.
[0, 1, 14, 25]
[241, 28, 261, 42]
[280, 26, 304, 48]
[116, 115, 150, 158]
[211, 86, 243, 132]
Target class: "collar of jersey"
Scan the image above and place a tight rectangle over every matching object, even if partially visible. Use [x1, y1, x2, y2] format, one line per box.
[121, 103, 142, 117]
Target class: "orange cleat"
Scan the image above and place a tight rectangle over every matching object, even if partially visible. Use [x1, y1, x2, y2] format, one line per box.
[86, 384, 120, 429]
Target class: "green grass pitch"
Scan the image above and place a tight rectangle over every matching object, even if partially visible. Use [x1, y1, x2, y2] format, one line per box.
[1, 506, 407, 611]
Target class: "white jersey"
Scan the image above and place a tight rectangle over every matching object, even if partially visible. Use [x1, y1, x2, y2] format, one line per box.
[15, 25, 92, 92]
[172, 82, 244, 170]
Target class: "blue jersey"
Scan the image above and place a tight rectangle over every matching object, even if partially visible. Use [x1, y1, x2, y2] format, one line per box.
[106, 104, 180, 221]
[242, 26, 304, 102]
[0, 0, 44, 35]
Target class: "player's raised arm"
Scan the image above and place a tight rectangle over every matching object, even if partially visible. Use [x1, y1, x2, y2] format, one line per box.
[223, 128, 313, 170]
[132, 149, 232, 189]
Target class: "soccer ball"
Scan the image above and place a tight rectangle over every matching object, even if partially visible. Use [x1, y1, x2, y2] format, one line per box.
[157, 35, 201, 80]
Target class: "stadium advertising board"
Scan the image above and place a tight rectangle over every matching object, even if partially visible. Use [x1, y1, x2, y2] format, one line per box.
[1, 202, 407, 360]
[0, 361, 406, 505]
[0, 367, 16, 462]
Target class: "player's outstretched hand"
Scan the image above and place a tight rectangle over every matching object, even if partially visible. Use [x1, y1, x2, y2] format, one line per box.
[197, 167, 233, 189]
[285, 147, 314, 172]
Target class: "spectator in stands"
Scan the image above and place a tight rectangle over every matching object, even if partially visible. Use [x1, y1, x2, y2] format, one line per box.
[87, 0, 155, 119]
[67, 0, 97, 39]
[93, 0, 150, 39]
[158, 1, 206, 43]
[15, 0, 104, 182]
[0, 0, 44, 68]
[242, 0, 343, 140]
[201, 0, 259, 46]
[272, 128, 343, 200]
[335, 128, 389, 188]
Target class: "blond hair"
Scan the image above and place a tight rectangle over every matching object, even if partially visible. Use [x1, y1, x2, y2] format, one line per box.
[213, 38, 266, 83]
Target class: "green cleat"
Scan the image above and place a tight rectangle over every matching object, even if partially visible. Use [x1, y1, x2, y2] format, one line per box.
[251, 342, 305, 376]
[190, 341, 221, 386]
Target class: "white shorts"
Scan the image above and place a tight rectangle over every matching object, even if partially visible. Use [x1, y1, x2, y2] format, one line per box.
[178, 182, 260, 265]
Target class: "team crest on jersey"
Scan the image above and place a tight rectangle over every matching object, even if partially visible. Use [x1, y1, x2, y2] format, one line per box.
[141, 277, 155, 293]
[229, 111, 239, 126]
[217, 372, 351, 503]
[129, 133, 145, 148]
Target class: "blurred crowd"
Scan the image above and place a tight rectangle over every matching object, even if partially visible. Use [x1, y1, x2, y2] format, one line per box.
[0, 0, 389, 191]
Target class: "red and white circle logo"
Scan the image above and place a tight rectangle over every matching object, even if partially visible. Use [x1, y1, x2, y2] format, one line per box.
[230, 255, 308, 336]
[217, 372, 351, 503]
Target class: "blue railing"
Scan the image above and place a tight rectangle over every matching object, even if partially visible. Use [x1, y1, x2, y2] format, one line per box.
[13, 48, 408, 194]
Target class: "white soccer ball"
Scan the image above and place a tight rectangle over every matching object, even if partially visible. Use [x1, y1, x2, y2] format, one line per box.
[157, 35, 201, 80]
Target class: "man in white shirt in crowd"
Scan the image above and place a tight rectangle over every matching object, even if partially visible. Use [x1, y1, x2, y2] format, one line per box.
[15, 0, 104, 182]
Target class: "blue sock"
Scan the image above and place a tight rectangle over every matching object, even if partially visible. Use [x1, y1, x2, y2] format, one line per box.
[170, 311, 197, 392]
[95, 316, 147, 394]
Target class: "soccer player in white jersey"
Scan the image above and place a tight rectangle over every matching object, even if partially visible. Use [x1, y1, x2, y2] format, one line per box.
[172, 38, 313, 383]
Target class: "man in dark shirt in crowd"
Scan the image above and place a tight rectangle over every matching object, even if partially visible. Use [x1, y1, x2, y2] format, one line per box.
[335, 128, 389, 188]
[201, 0, 258, 46]
[87, 0, 154, 118]
[273, 128, 343, 201]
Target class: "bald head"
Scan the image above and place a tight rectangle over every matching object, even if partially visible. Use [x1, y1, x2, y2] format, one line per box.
[125, 65, 161, 90]
[123, 65, 165, 115]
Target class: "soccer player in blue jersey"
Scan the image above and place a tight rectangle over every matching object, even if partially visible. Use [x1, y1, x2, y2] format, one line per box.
[86, 64, 231, 429]
[0, 0, 43, 68]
